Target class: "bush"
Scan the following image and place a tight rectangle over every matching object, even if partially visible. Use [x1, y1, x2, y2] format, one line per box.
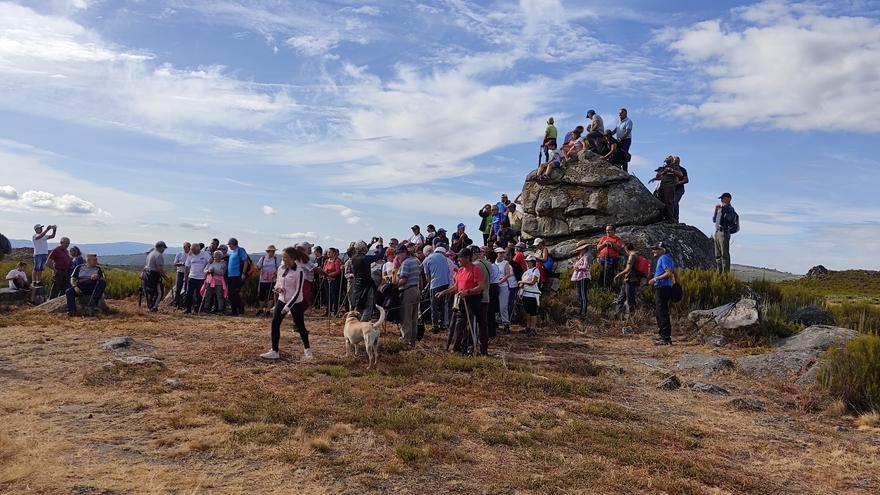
[827, 302, 880, 335]
[817, 334, 880, 412]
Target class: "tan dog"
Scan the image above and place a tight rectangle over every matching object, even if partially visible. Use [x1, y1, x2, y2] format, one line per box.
[343, 305, 386, 368]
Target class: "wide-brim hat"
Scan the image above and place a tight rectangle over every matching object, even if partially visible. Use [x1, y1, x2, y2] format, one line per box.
[266, 244, 277, 251]
[575, 240, 590, 251]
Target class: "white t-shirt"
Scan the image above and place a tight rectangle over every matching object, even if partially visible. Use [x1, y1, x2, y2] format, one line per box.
[173, 252, 188, 273]
[6, 268, 27, 288]
[409, 234, 425, 245]
[32, 233, 49, 256]
[258, 255, 280, 283]
[495, 260, 516, 288]
[184, 251, 212, 281]
[382, 261, 394, 281]
[521, 267, 542, 298]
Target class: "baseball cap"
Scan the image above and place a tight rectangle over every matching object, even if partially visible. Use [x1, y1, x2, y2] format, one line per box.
[434, 246, 447, 254]
[516, 242, 527, 250]
[155, 241, 167, 248]
[457, 223, 465, 229]
[438, 228, 447, 233]
[533, 238, 544, 246]
[493, 247, 506, 253]
[33, 224, 43, 230]
[526, 255, 537, 262]
[586, 109, 596, 116]
[718, 192, 732, 199]
[651, 242, 668, 251]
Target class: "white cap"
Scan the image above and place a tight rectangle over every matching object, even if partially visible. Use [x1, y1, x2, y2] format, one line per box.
[532, 238, 544, 246]
[434, 246, 447, 254]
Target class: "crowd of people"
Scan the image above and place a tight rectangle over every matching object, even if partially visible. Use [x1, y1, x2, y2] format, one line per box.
[3, 110, 741, 358]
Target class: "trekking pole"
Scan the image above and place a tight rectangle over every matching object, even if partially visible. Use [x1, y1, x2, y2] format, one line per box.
[603, 257, 609, 290]
[461, 299, 479, 357]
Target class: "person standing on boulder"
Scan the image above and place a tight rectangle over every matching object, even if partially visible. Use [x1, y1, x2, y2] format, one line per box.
[596, 225, 623, 290]
[614, 108, 633, 154]
[32, 224, 57, 286]
[713, 192, 737, 273]
[541, 117, 557, 164]
[648, 242, 676, 345]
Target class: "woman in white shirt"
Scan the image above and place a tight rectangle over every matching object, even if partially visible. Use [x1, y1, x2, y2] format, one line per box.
[260, 247, 313, 361]
[255, 245, 280, 317]
[519, 255, 542, 337]
[494, 248, 515, 334]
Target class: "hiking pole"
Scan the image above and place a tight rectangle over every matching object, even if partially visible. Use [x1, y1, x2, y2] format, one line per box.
[461, 298, 479, 357]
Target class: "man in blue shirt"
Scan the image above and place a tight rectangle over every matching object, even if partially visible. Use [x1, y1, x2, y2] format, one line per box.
[648, 242, 676, 345]
[226, 238, 249, 316]
[614, 108, 633, 154]
[423, 245, 451, 332]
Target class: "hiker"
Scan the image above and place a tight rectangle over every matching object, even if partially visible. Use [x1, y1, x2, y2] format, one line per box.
[396, 244, 421, 348]
[673, 156, 689, 222]
[409, 225, 425, 246]
[312, 246, 325, 311]
[225, 238, 250, 316]
[437, 248, 482, 354]
[495, 220, 515, 250]
[614, 108, 633, 154]
[506, 203, 523, 237]
[350, 239, 384, 321]
[423, 243, 452, 333]
[66, 253, 105, 317]
[596, 224, 623, 290]
[471, 247, 493, 351]
[494, 247, 515, 334]
[571, 240, 594, 320]
[208, 238, 220, 256]
[47, 236, 72, 299]
[32, 223, 57, 286]
[69, 246, 84, 271]
[537, 126, 583, 180]
[478, 205, 493, 246]
[172, 242, 191, 308]
[432, 228, 450, 249]
[425, 225, 437, 245]
[183, 242, 211, 314]
[541, 116, 558, 164]
[713, 192, 738, 273]
[519, 255, 542, 337]
[6, 261, 30, 290]
[602, 129, 629, 170]
[497, 194, 511, 215]
[260, 246, 313, 360]
[651, 156, 683, 221]
[143, 241, 167, 312]
[201, 250, 228, 315]
[322, 247, 343, 316]
[585, 109, 604, 149]
[614, 242, 647, 318]
[451, 223, 473, 252]
[648, 242, 677, 345]
[255, 245, 281, 316]
[533, 238, 551, 284]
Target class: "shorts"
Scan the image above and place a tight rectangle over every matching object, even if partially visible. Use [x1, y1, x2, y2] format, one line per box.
[33, 254, 48, 271]
[258, 281, 273, 302]
[523, 296, 538, 316]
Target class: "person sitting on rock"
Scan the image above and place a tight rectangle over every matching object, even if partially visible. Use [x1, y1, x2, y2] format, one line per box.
[602, 129, 630, 170]
[537, 126, 584, 181]
[6, 261, 31, 290]
[66, 253, 106, 317]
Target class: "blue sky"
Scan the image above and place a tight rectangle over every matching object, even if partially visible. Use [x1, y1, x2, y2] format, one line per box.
[1, 0, 879, 273]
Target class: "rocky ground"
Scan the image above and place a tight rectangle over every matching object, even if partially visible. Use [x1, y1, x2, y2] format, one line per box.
[1, 300, 878, 494]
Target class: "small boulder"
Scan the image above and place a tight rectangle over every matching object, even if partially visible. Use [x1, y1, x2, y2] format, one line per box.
[676, 354, 734, 375]
[685, 381, 729, 395]
[622, 326, 637, 335]
[35, 295, 111, 315]
[791, 305, 835, 326]
[700, 334, 727, 347]
[689, 299, 760, 335]
[737, 325, 856, 382]
[805, 265, 829, 278]
[101, 337, 134, 351]
[728, 397, 767, 412]
[657, 375, 681, 390]
[165, 378, 182, 388]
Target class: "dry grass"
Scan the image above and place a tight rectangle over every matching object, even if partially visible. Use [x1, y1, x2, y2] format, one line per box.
[0, 300, 878, 494]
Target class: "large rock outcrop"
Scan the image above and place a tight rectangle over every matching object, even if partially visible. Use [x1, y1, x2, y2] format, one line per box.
[521, 151, 714, 269]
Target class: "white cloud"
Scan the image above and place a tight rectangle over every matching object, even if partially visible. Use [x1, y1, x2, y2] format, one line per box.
[0, 185, 17, 199]
[311, 203, 362, 225]
[179, 221, 210, 230]
[261, 205, 277, 215]
[281, 231, 317, 239]
[662, 1, 880, 132]
[286, 34, 340, 59]
[338, 6, 379, 16]
[0, 187, 109, 217]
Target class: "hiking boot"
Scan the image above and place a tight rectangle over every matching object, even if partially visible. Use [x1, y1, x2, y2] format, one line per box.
[67, 311, 76, 317]
[260, 350, 280, 360]
[503, 324, 510, 334]
[526, 328, 536, 337]
[653, 338, 673, 346]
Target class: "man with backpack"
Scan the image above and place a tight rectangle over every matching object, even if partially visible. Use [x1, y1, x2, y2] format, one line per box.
[712, 192, 738, 273]
[613, 242, 648, 318]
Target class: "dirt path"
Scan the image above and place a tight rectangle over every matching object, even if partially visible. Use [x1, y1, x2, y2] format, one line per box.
[1, 301, 877, 494]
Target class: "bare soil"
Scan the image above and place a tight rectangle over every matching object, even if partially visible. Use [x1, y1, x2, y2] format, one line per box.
[1, 300, 877, 494]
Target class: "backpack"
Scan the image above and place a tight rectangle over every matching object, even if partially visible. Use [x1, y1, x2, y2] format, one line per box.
[542, 256, 554, 272]
[635, 256, 651, 279]
[728, 210, 740, 234]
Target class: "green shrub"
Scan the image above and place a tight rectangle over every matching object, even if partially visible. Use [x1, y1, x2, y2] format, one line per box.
[827, 302, 880, 335]
[817, 334, 880, 411]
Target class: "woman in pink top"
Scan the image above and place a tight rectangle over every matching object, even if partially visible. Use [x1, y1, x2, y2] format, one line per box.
[571, 240, 594, 320]
[260, 247, 313, 360]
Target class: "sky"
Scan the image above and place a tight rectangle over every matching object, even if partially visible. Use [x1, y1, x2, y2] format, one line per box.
[0, 0, 879, 273]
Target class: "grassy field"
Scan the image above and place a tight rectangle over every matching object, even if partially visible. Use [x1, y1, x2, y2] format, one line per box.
[1, 300, 878, 494]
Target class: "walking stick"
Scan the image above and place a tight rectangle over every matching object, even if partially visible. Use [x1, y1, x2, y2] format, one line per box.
[461, 298, 479, 357]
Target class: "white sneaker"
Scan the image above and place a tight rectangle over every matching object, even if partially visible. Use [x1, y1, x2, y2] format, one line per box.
[302, 349, 314, 360]
[260, 350, 280, 360]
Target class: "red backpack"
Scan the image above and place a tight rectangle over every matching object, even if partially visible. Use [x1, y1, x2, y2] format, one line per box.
[635, 256, 651, 279]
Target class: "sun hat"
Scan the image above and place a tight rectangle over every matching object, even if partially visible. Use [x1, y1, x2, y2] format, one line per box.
[266, 244, 277, 251]
[532, 238, 544, 246]
[575, 240, 590, 251]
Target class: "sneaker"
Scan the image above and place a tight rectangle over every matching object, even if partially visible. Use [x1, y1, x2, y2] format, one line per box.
[302, 349, 314, 360]
[653, 338, 673, 346]
[260, 350, 280, 360]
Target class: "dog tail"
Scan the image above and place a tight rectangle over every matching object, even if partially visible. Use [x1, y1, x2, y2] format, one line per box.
[373, 304, 386, 329]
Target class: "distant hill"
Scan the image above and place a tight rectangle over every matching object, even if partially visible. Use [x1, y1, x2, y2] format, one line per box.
[10, 239, 181, 257]
[780, 269, 880, 302]
[731, 264, 801, 282]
